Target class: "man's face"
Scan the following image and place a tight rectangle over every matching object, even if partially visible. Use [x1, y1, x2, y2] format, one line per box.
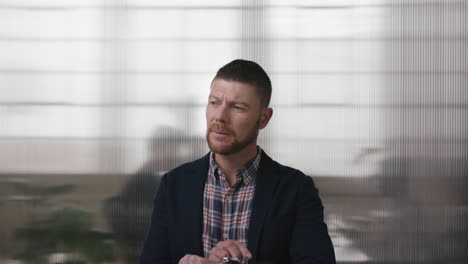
[206, 79, 270, 156]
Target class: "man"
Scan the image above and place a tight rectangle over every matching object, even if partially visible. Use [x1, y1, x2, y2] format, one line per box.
[140, 59, 335, 264]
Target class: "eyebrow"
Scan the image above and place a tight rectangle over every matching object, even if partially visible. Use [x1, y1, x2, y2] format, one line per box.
[231, 101, 249, 107]
[208, 95, 250, 108]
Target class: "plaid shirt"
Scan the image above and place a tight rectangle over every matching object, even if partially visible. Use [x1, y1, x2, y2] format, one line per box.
[202, 148, 261, 258]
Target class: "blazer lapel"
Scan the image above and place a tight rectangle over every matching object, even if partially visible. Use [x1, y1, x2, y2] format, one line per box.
[183, 152, 280, 257]
[247, 152, 280, 258]
[183, 153, 210, 256]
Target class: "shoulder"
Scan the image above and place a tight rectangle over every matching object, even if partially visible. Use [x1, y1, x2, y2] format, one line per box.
[160, 153, 210, 184]
[260, 151, 314, 186]
[166, 156, 201, 173]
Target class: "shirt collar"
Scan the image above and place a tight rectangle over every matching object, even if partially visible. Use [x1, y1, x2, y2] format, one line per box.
[209, 147, 262, 185]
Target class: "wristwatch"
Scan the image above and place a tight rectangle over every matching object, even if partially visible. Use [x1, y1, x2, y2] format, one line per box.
[220, 257, 240, 264]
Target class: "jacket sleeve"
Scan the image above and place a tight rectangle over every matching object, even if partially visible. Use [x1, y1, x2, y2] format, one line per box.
[290, 174, 336, 264]
[139, 173, 172, 264]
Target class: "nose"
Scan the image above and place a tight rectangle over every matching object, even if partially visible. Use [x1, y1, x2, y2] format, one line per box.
[213, 103, 229, 124]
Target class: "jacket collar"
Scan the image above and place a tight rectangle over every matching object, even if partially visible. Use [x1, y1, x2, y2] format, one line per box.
[183, 153, 210, 256]
[185, 151, 279, 258]
[247, 151, 280, 258]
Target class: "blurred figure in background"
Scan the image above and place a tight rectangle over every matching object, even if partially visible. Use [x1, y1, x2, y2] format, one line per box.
[103, 126, 188, 264]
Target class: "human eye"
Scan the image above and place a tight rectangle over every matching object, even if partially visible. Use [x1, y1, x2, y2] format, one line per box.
[232, 105, 245, 111]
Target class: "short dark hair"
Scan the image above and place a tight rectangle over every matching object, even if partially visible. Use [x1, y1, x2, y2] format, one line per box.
[213, 59, 272, 107]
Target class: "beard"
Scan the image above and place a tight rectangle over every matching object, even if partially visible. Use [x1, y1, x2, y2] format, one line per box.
[206, 120, 260, 156]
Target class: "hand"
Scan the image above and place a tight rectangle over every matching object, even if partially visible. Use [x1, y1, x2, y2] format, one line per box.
[208, 240, 252, 262]
[178, 254, 219, 264]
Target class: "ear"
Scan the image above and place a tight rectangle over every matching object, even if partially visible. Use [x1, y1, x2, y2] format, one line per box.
[259, 107, 273, 129]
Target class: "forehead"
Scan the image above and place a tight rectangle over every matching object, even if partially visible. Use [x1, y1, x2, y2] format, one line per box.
[209, 79, 259, 102]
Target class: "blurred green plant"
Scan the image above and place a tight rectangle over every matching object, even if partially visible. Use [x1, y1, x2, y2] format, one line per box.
[13, 183, 115, 264]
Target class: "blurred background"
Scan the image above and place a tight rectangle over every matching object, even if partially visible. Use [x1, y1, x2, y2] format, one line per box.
[0, 0, 467, 263]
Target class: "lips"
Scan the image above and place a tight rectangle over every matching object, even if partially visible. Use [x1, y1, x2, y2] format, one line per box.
[212, 129, 230, 135]
[210, 129, 231, 140]
[208, 123, 232, 136]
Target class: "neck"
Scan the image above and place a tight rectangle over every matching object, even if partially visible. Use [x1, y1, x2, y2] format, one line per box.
[213, 143, 258, 186]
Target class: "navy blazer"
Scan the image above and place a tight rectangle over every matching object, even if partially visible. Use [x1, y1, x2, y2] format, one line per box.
[140, 151, 335, 264]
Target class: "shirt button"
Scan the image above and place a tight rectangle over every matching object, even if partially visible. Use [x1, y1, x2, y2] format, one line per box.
[223, 232, 229, 240]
